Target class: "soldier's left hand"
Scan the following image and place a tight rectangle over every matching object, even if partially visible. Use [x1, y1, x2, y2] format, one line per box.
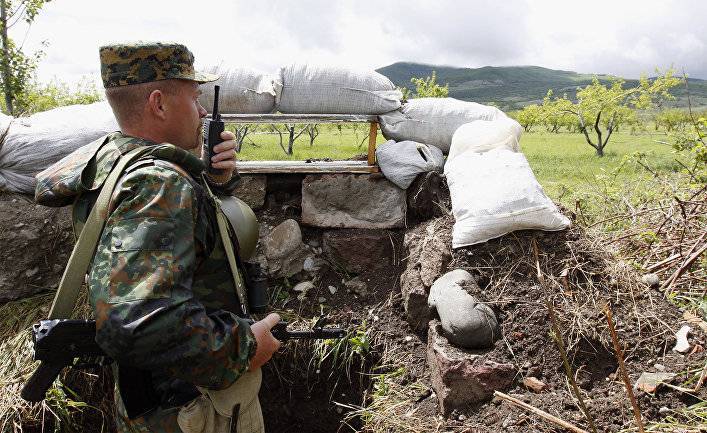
[210, 130, 238, 178]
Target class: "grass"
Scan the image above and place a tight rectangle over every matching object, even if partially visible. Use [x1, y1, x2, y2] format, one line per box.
[234, 125, 683, 214]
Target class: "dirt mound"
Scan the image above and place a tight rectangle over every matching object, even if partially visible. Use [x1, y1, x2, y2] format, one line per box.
[0, 193, 72, 302]
[364, 215, 706, 432]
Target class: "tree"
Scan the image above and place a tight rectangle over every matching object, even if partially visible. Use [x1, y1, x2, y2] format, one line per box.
[515, 104, 542, 132]
[540, 90, 574, 133]
[410, 71, 448, 98]
[0, 0, 51, 115]
[559, 71, 682, 156]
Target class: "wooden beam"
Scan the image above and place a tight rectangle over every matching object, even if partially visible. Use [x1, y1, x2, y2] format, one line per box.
[216, 114, 378, 124]
[367, 122, 378, 166]
[237, 160, 380, 174]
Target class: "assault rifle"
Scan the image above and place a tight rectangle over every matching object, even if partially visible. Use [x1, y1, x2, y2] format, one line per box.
[21, 316, 346, 403]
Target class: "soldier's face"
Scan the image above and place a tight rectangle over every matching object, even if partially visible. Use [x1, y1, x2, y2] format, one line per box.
[164, 80, 208, 151]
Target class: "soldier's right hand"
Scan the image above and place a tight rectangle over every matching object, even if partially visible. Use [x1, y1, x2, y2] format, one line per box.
[248, 313, 282, 370]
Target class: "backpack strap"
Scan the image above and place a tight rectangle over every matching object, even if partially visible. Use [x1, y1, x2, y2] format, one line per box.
[49, 145, 174, 318]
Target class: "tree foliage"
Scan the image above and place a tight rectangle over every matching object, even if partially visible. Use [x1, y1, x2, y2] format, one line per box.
[564, 71, 682, 156]
[407, 71, 449, 99]
[0, 0, 51, 115]
[514, 104, 542, 132]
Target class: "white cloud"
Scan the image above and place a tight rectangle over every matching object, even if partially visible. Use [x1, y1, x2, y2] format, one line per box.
[13, 0, 707, 87]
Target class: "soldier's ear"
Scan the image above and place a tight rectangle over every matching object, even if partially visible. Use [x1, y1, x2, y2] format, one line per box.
[147, 89, 167, 120]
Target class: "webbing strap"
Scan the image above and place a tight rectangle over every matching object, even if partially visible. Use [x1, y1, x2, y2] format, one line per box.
[201, 174, 249, 315]
[48, 146, 159, 319]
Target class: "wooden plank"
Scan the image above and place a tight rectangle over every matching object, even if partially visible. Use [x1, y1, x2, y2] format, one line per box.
[217, 114, 378, 124]
[237, 160, 380, 174]
[367, 122, 378, 165]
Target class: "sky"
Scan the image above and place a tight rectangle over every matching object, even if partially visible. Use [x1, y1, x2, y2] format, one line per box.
[13, 0, 707, 87]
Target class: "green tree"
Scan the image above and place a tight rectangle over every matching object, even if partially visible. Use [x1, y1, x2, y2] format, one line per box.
[18, 77, 101, 114]
[0, 0, 50, 115]
[560, 71, 682, 156]
[410, 70, 448, 98]
[515, 103, 542, 132]
[655, 108, 690, 132]
[540, 90, 575, 133]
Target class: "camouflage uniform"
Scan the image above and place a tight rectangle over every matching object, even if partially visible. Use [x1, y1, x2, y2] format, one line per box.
[35, 43, 256, 433]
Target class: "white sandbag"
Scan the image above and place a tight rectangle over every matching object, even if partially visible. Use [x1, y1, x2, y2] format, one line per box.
[448, 117, 523, 162]
[199, 65, 279, 114]
[445, 148, 570, 247]
[379, 98, 506, 153]
[278, 64, 402, 114]
[0, 101, 118, 194]
[376, 140, 444, 189]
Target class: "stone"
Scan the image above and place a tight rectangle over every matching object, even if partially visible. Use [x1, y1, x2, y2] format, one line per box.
[427, 320, 515, 415]
[428, 269, 501, 349]
[641, 273, 660, 288]
[634, 372, 675, 393]
[522, 376, 548, 393]
[293, 281, 314, 293]
[301, 174, 406, 229]
[673, 325, 691, 353]
[328, 285, 337, 295]
[400, 267, 431, 331]
[264, 219, 307, 277]
[344, 277, 368, 298]
[232, 175, 267, 210]
[322, 229, 393, 273]
[404, 219, 451, 288]
[658, 406, 670, 415]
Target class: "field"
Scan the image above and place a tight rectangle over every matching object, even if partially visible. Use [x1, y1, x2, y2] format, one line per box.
[233, 125, 682, 218]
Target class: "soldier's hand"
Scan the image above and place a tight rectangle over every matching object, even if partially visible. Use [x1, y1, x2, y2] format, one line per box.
[208, 130, 238, 182]
[248, 313, 282, 370]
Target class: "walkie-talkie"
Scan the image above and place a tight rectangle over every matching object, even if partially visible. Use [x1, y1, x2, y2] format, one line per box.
[204, 85, 225, 175]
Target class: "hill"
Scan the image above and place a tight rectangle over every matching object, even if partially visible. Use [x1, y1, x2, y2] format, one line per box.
[376, 62, 707, 111]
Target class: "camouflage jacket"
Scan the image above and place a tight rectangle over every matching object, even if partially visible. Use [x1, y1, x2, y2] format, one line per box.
[35, 132, 256, 431]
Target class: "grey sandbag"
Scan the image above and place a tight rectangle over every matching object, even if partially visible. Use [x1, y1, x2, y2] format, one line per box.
[379, 98, 506, 153]
[0, 101, 118, 194]
[376, 139, 444, 189]
[428, 269, 500, 349]
[278, 64, 402, 114]
[199, 65, 280, 114]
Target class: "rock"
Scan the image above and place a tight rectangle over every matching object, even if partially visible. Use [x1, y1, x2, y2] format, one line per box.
[322, 229, 393, 273]
[428, 269, 500, 349]
[301, 174, 406, 229]
[654, 363, 666, 372]
[264, 219, 307, 277]
[427, 320, 515, 415]
[293, 281, 314, 293]
[658, 406, 670, 415]
[404, 219, 451, 287]
[522, 376, 548, 393]
[318, 297, 327, 303]
[400, 267, 431, 331]
[634, 372, 675, 393]
[232, 175, 267, 210]
[344, 277, 368, 298]
[673, 325, 691, 353]
[641, 273, 660, 288]
[328, 285, 337, 295]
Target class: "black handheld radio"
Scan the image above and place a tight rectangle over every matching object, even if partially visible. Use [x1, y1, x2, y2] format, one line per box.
[203, 85, 225, 175]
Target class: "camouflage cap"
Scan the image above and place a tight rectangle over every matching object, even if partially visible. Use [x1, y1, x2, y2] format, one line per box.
[99, 41, 219, 88]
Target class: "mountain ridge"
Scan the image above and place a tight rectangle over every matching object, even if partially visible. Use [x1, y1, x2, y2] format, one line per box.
[376, 62, 707, 111]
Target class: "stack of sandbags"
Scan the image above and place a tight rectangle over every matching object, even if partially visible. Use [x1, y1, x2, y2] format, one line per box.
[278, 64, 402, 114]
[198, 65, 280, 114]
[0, 101, 118, 194]
[378, 98, 505, 153]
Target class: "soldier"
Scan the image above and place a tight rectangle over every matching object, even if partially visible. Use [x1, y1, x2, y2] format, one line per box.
[34, 42, 280, 432]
